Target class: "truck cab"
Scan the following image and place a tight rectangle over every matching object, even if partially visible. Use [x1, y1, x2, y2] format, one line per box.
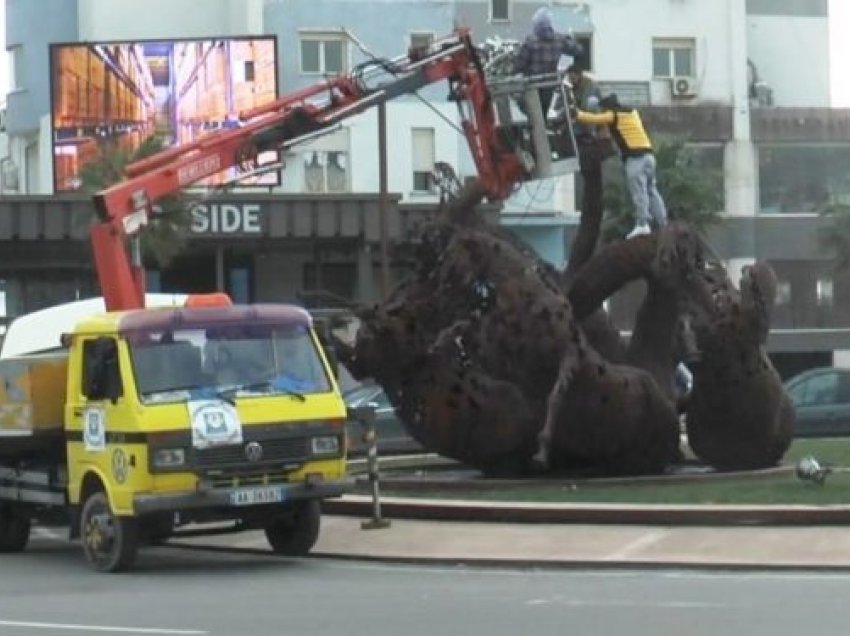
[0, 299, 350, 571]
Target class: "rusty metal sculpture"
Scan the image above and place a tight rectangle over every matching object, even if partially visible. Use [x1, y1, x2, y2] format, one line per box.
[683, 261, 793, 469]
[341, 153, 793, 475]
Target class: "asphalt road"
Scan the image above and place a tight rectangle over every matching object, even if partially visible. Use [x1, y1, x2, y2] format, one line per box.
[3, 533, 850, 635]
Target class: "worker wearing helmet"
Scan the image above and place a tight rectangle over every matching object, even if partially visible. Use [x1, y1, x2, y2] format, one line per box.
[573, 93, 668, 239]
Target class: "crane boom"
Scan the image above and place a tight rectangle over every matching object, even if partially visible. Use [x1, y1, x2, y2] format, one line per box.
[91, 28, 577, 311]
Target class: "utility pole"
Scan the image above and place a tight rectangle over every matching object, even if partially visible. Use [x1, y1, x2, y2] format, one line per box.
[378, 102, 390, 300]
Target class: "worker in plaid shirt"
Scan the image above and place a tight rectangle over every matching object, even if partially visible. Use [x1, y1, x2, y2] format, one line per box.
[514, 7, 583, 110]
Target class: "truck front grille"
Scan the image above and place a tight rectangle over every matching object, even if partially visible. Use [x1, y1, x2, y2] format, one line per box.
[209, 471, 289, 488]
[194, 437, 309, 471]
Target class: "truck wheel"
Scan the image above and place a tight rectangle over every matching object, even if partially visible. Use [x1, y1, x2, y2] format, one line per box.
[80, 491, 139, 573]
[0, 503, 31, 553]
[264, 500, 321, 556]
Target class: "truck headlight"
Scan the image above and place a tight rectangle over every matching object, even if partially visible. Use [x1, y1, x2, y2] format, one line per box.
[152, 448, 186, 469]
[311, 436, 340, 456]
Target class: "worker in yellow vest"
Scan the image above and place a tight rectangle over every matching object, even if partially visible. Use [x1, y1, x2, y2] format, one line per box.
[573, 93, 668, 239]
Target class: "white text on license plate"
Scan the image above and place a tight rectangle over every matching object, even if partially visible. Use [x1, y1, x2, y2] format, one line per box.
[230, 486, 285, 506]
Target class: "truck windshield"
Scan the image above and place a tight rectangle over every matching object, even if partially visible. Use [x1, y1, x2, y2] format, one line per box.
[128, 323, 331, 405]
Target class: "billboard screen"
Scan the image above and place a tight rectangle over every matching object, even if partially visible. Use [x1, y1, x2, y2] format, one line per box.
[50, 36, 279, 193]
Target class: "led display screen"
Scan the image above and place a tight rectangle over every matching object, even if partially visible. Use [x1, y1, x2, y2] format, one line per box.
[50, 36, 279, 193]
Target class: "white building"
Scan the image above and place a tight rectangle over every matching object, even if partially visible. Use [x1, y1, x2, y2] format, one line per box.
[2, 0, 849, 374]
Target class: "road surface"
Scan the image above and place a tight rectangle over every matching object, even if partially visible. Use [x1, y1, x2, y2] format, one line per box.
[1, 532, 849, 635]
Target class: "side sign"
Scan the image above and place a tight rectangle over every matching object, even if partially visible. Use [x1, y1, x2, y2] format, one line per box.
[190, 203, 263, 235]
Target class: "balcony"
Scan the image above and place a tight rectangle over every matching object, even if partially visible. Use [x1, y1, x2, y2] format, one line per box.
[641, 105, 734, 142]
[591, 97, 850, 144]
[752, 107, 850, 142]
[5, 90, 39, 136]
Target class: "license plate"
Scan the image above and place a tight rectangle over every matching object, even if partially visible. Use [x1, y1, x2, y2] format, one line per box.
[229, 486, 286, 506]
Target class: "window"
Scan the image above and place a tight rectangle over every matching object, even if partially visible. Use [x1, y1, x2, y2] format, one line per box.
[410, 32, 434, 52]
[244, 61, 255, 82]
[129, 325, 331, 403]
[573, 35, 592, 72]
[304, 151, 349, 193]
[9, 46, 23, 91]
[490, 0, 509, 21]
[300, 34, 346, 74]
[796, 372, 839, 406]
[411, 128, 435, 193]
[82, 338, 123, 401]
[652, 39, 695, 78]
[599, 82, 650, 106]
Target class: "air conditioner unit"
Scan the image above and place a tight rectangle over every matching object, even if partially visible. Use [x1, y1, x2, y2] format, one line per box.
[671, 76, 697, 98]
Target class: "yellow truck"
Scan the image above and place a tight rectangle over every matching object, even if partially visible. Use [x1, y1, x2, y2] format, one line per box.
[0, 296, 351, 571]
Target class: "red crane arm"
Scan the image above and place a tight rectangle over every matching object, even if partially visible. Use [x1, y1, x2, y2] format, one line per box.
[91, 28, 527, 311]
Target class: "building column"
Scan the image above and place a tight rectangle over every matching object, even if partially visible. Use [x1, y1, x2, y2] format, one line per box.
[356, 243, 378, 305]
[215, 246, 225, 292]
[724, 0, 757, 217]
[723, 140, 757, 216]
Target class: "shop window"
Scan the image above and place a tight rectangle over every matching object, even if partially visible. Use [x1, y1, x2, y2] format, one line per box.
[652, 38, 695, 78]
[758, 145, 850, 213]
[304, 151, 349, 193]
[303, 263, 357, 300]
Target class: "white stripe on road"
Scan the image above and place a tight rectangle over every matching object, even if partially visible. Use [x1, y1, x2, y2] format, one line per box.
[524, 597, 727, 609]
[0, 620, 207, 635]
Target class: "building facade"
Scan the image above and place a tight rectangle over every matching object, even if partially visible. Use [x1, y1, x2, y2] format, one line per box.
[2, 0, 849, 375]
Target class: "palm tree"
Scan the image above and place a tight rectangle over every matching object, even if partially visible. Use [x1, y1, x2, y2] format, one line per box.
[599, 137, 724, 243]
[78, 135, 193, 266]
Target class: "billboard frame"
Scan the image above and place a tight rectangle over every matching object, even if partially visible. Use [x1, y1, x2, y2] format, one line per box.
[48, 33, 281, 195]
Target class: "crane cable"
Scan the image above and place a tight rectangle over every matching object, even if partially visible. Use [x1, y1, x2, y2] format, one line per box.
[342, 28, 467, 138]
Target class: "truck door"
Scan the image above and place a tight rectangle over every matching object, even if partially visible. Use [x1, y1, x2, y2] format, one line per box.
[68, 337, 138, 514]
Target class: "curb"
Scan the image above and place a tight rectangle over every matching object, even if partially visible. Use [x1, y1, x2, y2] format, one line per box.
[355, 465, 794, 492]
[309, 553, 850, 573]
[168, 543, 850, 574]
[323, 495, 850, 526]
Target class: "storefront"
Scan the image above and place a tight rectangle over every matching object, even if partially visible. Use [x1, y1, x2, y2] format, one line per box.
[0, 192, 433, 321]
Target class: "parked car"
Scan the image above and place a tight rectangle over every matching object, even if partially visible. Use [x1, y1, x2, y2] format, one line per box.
[343, 383, 423, 455]
[785, 367, 850, 437]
